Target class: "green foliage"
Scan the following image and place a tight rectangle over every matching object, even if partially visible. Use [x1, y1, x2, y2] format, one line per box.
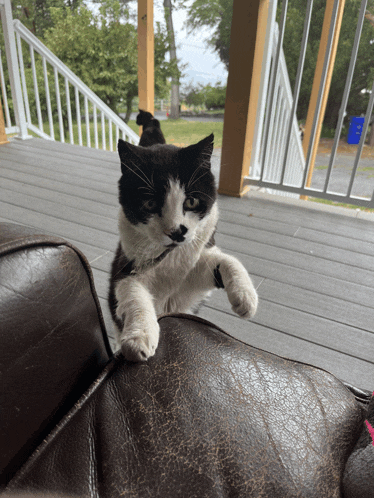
[181, 83, 207, 107]
[10, 0, 82, 37]
[181, 82, 226, 109]
[280, 0, 374, 127]
[1, 0, 174, 127]
[187, 0, 374, 128]
[44, 3, 138, 116]
[187, 0, 232, 70]
[204, 82, 226, 109]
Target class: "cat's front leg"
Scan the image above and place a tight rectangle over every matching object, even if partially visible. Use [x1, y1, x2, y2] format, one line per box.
[115, 277, 159, 362]
[217, 252, 258, 319]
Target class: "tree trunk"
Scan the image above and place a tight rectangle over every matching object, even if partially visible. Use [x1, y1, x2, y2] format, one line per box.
[123, 94, 134, 124]
[164, 0, 179, 119]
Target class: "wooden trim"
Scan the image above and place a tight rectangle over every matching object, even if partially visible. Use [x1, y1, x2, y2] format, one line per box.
[300, 0, 345, 199]
[0, 97, 9, 145]
[138, 0, 154, 135]
[218, 0, 269, 197]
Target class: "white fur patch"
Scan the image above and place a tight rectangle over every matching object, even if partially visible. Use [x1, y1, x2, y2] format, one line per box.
[162, 179, 186, 233]
[114, 192, 258, 362]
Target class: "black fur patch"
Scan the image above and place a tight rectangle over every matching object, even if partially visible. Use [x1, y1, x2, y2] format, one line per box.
[214, 264, 224, 289]
[137, 109, 166, 147]
[108, 242, 134, 330]
[117, 134, 216, 226]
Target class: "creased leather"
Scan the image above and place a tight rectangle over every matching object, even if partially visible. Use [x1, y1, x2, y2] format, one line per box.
[0, 223, 111, 486]
[7, 315, 364, 498]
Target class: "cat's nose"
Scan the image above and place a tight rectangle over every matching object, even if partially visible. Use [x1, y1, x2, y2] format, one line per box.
[165, 225, 188, 243]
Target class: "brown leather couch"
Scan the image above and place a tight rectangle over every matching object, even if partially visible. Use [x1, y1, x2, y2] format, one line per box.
[1, 221, 373, 498]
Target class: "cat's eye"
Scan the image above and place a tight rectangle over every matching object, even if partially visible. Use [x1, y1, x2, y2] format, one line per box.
[184, 197, 199, 210]
[142, 199, 157, 211]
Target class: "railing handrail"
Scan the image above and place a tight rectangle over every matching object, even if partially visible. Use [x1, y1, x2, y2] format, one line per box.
[12, 20, 139, 143]
[13, 20, 139, 145]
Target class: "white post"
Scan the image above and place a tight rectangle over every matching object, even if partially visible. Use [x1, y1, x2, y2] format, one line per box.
[0, 0, 31, 138]
[249, 0, 277, 179]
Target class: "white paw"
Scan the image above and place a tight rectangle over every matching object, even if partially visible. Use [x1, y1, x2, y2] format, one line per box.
[227, 282, 258, 319]
[220, 258, 258, 319]
[120, 320, 160, 362]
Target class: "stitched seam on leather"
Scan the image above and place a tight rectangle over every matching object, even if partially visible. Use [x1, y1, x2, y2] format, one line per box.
[5, 354, 120, 491]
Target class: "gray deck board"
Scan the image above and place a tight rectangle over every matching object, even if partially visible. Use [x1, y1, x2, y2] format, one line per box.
[1, 138, 373, 390]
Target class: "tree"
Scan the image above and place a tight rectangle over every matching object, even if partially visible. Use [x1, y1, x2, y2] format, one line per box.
[181, 82, 226, 109]
[163, 0, 180, 119]
[204, 82, 226, 109]
[181, 83, 206, 107]
[43, 1, 172, 121]
[187, 0, 374, 131]
[1, 0, 174, 126]
[281, 0, 374, 128]
[186, 0, 232, 71]
[10, 0, 81, 37]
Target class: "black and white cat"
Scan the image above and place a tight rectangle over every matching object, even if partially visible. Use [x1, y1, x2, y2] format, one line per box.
[109, 132, 258, 362]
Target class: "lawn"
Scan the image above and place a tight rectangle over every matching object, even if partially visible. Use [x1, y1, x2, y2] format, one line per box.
[127, 119, 224, 148]
[24, 118, 224, 150]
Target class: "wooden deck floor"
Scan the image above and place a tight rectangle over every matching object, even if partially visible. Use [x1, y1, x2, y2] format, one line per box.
[1, 138, 374, 390]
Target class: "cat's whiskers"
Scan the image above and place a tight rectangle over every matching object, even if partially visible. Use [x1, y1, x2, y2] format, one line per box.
[138, 186, 155, 195]
[188, 189, 215, 203]
[187, 168, 211, 190]
[186, 160, 211, 189]
[121, 159, 155, 192]
[187, 165, 203, 189]
[128, 157, 155, 189]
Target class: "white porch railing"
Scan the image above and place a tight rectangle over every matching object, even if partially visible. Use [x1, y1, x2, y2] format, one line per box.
[248, 17, 305, 199]
[0, 0, 139, 148]
[246, 0, 374, 209]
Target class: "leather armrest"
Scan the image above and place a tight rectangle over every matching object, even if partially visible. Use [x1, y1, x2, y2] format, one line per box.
[343, 393, 374, 497]
[0, 223, 112, 485]
[6, 314, 365, 497]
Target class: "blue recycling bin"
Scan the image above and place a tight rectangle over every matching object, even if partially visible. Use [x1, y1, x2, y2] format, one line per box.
[347, 116, 364, 144]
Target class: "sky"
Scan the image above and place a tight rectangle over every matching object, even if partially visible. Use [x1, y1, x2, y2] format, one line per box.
[152, 1, 228, 89]
[86, 0, 228, 89]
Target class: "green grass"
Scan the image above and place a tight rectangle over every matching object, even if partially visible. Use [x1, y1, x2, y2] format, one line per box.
[127, 118, 224, 148]
[25, 119, 224, 150]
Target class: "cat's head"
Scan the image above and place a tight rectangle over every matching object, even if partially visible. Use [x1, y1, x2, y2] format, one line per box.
[136, 109, 154, 128]
[117, 134, 217, 249]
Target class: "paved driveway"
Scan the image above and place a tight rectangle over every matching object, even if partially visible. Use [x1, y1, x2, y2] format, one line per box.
[312, 153, 374, 198]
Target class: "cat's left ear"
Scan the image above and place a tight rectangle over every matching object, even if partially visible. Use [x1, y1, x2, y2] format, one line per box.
[180, 133, 214, 168]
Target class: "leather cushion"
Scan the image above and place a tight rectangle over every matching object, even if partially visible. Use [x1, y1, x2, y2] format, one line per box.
[7, 314, 364, 498]
[0, 223, 111, 485]
[343, 393, 374, 497]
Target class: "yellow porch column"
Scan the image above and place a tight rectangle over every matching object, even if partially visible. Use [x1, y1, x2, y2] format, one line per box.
[301, 0, 345, 199]
[138, 0, 154, 126]
[218, 0, 269, 197]
[0, 97, 9, 145]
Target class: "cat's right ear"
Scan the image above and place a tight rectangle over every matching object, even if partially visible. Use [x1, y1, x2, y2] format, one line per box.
[118, 139, 142, 175]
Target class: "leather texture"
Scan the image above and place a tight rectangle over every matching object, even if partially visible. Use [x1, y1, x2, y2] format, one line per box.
[0, 223, 111, 486]
[343, 393, 374, 497]
[7, 314, 365, 498]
